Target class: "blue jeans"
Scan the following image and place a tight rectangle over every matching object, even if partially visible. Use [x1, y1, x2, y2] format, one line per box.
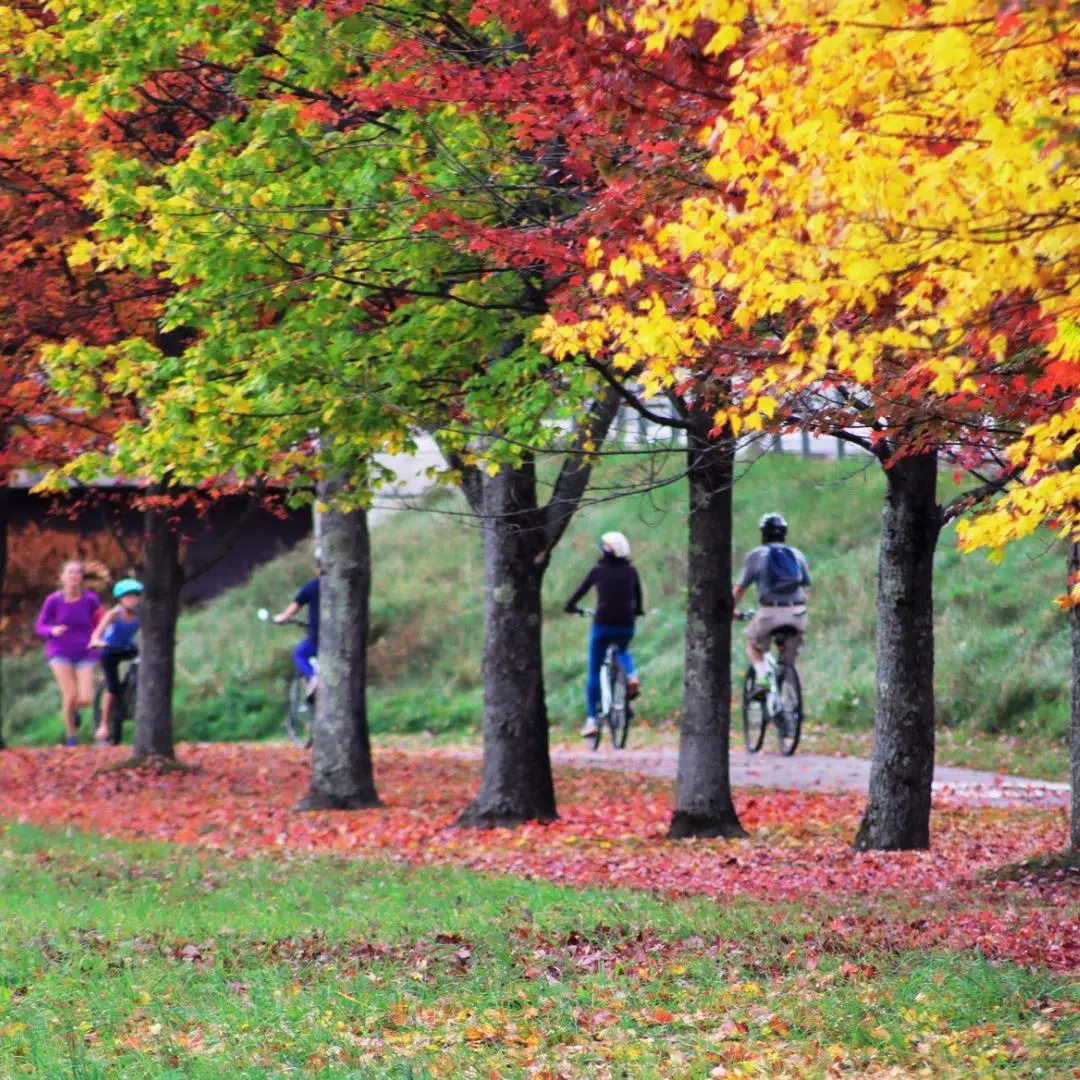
[294, 639, 317, 678]
[586, 625, 636, 718]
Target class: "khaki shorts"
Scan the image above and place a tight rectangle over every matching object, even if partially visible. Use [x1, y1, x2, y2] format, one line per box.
[746, 605, 807, 661]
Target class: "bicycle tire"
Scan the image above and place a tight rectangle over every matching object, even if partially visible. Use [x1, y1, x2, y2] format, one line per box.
[285, 673, 313, 748]
[608, 660, 630, 749]
[590, 662, 608, 751]
[92, 683, 106, 738]
[113, 666, 137, 745]
[774, 665, 802, 756]
[742, 667, 767, 753]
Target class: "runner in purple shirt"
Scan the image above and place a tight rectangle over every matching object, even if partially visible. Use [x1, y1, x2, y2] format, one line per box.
[35, 561, 102, 746]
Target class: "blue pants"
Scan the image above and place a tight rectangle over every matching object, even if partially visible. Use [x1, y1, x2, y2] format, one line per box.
[294, 639, 317, 678]
[586, 625, 635, 718]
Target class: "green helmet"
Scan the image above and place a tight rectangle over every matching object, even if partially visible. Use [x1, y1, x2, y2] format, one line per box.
[113, 578, 144, 599]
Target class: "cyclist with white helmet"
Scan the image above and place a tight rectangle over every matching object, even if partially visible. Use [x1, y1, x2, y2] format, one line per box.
[564, 531, 645, 738]
[89, 577, 143, 744]
[733, 513, 811, 695]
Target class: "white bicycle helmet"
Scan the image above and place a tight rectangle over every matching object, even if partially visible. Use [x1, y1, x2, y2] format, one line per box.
[600, 531, 631, 559]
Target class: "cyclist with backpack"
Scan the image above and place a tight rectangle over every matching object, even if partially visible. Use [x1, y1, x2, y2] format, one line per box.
[564, 531, 645, 738]
[733, 513, 811, 695]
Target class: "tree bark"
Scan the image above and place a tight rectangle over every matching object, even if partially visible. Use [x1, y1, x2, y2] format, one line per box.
[296, 497, 380, 811]
[458, 460, 556, 827]
[669, 421, 746, 839]
[854, 451, 941, 851]
[1069, 545, 1080, 851]
[451, 390, 619, 829]
[133, 499, 184, 759]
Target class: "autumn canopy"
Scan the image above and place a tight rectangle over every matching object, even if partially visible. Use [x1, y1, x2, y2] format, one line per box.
[0, 0, 1078, 861]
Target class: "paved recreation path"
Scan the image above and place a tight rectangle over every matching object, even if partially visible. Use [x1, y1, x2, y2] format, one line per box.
[439, 742, 1070, 809]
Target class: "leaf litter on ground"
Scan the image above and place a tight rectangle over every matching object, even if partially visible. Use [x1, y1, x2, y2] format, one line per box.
[2, 821, 1078, 1079]
[0, 743, 1075, 976]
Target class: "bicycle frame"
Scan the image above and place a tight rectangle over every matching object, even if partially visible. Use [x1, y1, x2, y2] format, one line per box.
[762, 648, 783, 711]
[570, 607, 631, 749]
[736, 607, 803, 756]
[599, 649, 615, 717]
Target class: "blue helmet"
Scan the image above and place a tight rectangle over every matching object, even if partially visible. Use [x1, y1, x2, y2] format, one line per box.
[113, 578, 144, 599]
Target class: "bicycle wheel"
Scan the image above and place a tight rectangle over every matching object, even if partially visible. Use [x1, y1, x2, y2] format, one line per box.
[774, 665, 802, 756]
[608, 660, 630, 749]
[742, 667, 767, 753]
[114, 666, 137, 744]
[285, 673, 313, 747]
[590, 662, 609, 751]
[92, 682, 106, 737]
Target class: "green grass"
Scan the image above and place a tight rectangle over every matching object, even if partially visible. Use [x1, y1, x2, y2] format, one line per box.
[3, 452, 1072, 774]
[0, 824, 1075, 1078]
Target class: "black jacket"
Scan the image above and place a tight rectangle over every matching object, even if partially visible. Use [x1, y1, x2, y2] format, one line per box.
[565, 554, 644, 627]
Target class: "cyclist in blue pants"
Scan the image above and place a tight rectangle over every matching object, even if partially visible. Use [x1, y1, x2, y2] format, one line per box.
[564, 531, 645, 738]
[273, 574, 320, 697]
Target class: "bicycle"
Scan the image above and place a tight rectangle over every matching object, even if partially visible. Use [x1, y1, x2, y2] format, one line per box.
[569, 608, 632, 751]
[92, 649, 139, 745]
[258, 609, 315, 748]
[735, 609, 803, 756]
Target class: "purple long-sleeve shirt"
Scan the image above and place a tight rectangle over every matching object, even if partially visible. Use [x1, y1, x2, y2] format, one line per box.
[35, 590, 102, 663]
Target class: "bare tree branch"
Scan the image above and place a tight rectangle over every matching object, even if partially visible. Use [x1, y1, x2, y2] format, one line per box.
[940, 466, 1020, 525]
[585, 358, 693, 430]
[540, 387, 622, 553]
[183, 487, 265, 582]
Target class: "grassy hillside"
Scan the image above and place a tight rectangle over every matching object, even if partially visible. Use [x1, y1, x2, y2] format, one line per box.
[3, 454, 1071, 768]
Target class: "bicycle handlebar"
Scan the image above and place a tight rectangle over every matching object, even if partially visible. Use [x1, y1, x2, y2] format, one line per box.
[257, 608, 307, 628]
[567, 607, 648, 618]
[733, 609, 755, 621]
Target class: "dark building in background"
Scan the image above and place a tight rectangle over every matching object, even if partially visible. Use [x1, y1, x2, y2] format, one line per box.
[6, 483, 312, 606]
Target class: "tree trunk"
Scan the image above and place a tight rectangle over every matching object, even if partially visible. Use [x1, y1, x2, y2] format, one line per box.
[1069, 545, 1080, 851]
[669, 422, 746, 839]
[458, 462, 556, 828]
[854, 451, 941, 851]
[133, 501, 183, 759]
[296, 499, 380, 811]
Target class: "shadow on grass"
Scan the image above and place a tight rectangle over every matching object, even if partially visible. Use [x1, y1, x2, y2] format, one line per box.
[983, 848, 1080, 885]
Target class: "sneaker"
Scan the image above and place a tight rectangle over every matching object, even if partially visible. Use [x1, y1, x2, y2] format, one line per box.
[63, 736, 79, 748]
[627, 677, 641, 700]
[580, 718, 599, 738]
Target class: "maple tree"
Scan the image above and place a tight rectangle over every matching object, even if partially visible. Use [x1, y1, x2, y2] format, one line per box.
[27, 0, 1073, 842]
[23, 0, 639, 815]
[414, 0, 758, 837]
[0, 1, 281, 762]
[0, 54, 144, 750]
[538, 0, 1077, 849]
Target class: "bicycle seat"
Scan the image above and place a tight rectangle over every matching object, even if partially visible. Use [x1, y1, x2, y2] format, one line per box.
[771, 626, 801, 643]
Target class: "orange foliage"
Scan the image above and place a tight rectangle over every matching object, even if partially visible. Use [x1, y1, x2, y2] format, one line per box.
[1, 524, 140, 652]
